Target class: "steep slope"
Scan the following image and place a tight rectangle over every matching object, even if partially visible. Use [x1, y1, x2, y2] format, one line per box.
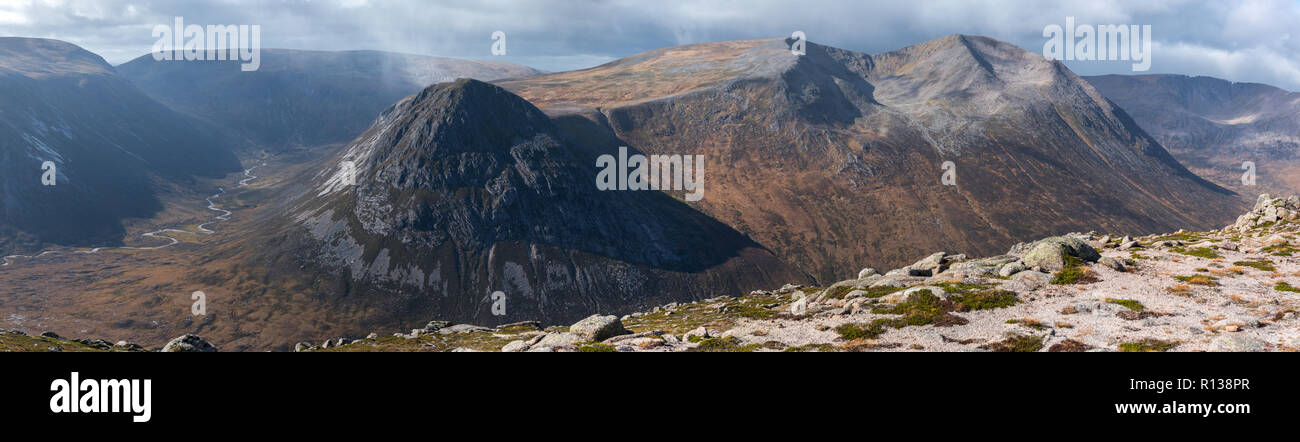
[0, 37, 241, 253]
[1086, 74, 1300, 198]
[117, 49, 544, 149]
[209, 79, 806, 336]
[498, 35, 1243, 282]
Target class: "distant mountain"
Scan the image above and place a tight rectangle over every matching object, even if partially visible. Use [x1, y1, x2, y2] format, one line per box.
[117, 49, 544, 149]
[0, 37, 241, 253]
[213, 79, 805, 331]
[498, 35, 1243, 281]
[1086, 74, 1300, 198]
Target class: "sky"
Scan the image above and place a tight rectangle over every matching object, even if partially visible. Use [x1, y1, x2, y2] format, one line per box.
[1, 0, 1298, 90]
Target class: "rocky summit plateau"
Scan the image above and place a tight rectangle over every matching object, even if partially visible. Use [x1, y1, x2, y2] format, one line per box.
[284, 194, 1300, 352]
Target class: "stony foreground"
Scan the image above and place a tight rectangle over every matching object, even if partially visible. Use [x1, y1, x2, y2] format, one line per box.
[279, 194, 1298, 352]
[7, 195, 1300, 352]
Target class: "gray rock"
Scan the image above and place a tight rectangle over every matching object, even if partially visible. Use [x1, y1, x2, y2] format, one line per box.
[535, 332, 580, 348]
[1119, 240, 1140, 250]
[39, 331, 61, 339]
[501, 340, 531, 352]
[910, 252, 947, 275]
[1001, 270, 1053, 292]
[439, 324, 492, 334]
[869, 274, 926, 288]
[683, 326, 711, 341]
[569, 314, 630, 342]
[1210, 335, 1267, 352]
[161, 334, 217, 352]
[998, 261, 1026, 277]
[293, 342, 314, 352]
[1098, 256, 1127, 272]
[857, 267, 879, 279]
[1019, 236, 1101, 271]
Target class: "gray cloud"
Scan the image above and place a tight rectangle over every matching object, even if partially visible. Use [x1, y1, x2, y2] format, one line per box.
[2, 0, 1298, 90]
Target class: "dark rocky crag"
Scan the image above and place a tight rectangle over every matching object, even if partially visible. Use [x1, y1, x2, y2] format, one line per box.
[217, 78, 807, 333]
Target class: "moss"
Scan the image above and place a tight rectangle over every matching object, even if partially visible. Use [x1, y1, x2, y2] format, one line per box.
[1105, 298, 1145, 312]
[1234, 259, 1276, 272]
[1118, 339, 1179, 352]
[1051, 256, 1096, 285]
[688, 336, 760, 352]
[835, 320, 889, 340]
[1172, 246, 1220, 259]
[1263, 244, 1298, 256]
[1130, 252, 1149, 260]
[577, 343, 617, 352]
[980, 334, 1044, 352]
[871, 290, 968, 327]
[1274, 282, 1300, 293]
[949, 290, 1019, 310]
[1173, 274, 1219, 286]
[782, 343, 834, 352]
[1005, 319, 1046, 330]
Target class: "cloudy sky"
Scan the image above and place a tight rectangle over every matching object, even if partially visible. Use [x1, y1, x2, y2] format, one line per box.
[2, 0, 1298, 90]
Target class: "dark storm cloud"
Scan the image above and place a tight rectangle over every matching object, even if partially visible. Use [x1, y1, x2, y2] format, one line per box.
[2, 0, 1298, 89]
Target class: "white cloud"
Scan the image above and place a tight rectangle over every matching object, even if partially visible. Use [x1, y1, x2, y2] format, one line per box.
[1, 0, 1297, 90]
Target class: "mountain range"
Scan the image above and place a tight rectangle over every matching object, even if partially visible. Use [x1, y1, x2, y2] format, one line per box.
[0, 33, 1284, 350]
[0, 37, 241, 253]
[1086, 74, 1300, 199]
[499, 35, 1243, 282]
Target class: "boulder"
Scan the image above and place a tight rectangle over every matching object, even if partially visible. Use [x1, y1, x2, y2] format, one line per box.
[161, 334, 217, 352]
[857, 267, 879, 279]
[998, 261, 1025, 277]
[1098, 257, 1127, 272]
[501, 340, 531, 352]
[909, 252, 947, 275]
[1018, 236, 1100, 271]
[534, 332, 580, 348]
[569, 314, 630, 342]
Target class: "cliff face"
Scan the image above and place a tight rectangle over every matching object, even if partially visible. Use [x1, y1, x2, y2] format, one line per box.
[500, 35, 1243, 282]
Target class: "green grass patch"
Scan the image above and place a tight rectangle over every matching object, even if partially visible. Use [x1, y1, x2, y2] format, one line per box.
[980, 334, 1045, 352]
[1105, 298, 1145, 312]
[1118, 339, 1179, 352]
[577, 343, 617, 352]
[1173, 274, 1219, 286]
[687, 336, 760, 352]
[1274, 282, 1300, 293]
[1051, 256, 1097, 285]
[1172, 246, 1221, 259]
[1234, 259, 1276, 272]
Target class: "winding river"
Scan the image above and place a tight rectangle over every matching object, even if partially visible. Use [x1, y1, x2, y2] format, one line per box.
[1, 163, 265, 267]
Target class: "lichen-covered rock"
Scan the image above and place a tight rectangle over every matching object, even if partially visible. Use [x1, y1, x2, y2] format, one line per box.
[1018, 236, 1100, 271]
[569, 314, 629, 341]
[857, 267, 878, 279]
[161, 334, 217, 352]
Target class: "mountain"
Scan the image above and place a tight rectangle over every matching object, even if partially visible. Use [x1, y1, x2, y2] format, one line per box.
[1085, 74, 1300, 198]
[0, 37, 241, 253]
[208, 78, 806, 333]
[497, 35, 1243, 282]
[117, 49, 544, 149]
